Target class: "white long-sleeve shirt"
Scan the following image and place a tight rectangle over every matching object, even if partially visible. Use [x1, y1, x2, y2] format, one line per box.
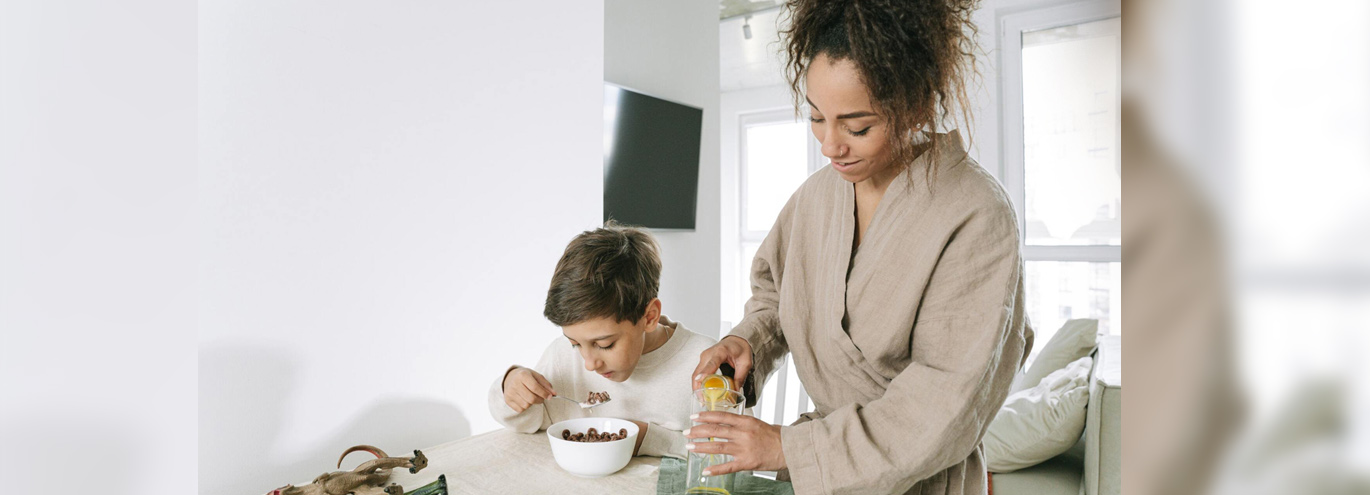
[487, 316, 715, 458]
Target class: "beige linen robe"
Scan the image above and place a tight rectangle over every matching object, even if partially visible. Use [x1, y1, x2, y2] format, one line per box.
[731, 131, 1033, 495]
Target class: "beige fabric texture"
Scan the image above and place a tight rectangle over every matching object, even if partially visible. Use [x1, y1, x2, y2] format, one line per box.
[729, 131, 1034, 495]
[1120, 103, 1241, 495]
[487, 316, 715, 458]
[1015, 319, 1098, 394]
[984, 355, 1093, 473]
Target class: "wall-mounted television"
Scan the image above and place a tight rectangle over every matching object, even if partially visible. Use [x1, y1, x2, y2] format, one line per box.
[602, 83, 702, 230]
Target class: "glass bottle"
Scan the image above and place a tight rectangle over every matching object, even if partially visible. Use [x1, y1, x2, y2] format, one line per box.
[686, 376, 743, 495]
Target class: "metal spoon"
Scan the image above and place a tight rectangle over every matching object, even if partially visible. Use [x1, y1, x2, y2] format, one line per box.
[549, 395, 612, 410]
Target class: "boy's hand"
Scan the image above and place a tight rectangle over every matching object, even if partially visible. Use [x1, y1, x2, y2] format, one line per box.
[502, 366, 555, 413]
[692, 335, 753, 390]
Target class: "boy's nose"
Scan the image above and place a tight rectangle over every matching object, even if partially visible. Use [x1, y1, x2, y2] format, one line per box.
[584, 359, 601, 372]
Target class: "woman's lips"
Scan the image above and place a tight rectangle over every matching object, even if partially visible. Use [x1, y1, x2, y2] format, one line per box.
[832, 159, 861, 172]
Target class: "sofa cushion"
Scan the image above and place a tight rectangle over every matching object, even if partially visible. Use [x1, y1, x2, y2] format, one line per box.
[1015, 319, 1099, 393]
[985, 355, 1093, 472]
[990, 436, 1085, 495]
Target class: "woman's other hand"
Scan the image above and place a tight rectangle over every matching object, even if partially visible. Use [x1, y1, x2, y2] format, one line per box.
[683, 412, 786, 474]
[692, 335, 753, 390]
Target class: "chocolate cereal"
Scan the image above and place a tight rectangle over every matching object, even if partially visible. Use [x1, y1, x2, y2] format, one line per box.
[560, 427, 628, 443]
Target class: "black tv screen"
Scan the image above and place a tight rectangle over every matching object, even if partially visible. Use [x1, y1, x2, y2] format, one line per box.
[603, 83, 702, 230]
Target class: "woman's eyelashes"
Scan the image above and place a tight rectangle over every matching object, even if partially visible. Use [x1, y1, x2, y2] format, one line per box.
[809, 116, 872, 137]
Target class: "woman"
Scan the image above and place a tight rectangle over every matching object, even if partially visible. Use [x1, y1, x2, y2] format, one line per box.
[686, 1, 1032, 493]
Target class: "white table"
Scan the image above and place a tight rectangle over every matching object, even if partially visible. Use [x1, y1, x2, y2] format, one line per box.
[386, 429, 662, 494]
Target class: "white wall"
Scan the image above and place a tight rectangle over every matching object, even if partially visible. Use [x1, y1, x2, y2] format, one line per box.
[604, 0, 722, 338]
[1, 2, 197, 494]
[198, 2, 604, 495]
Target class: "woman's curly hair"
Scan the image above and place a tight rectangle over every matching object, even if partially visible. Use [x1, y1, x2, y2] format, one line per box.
[781, 0, 980, 182]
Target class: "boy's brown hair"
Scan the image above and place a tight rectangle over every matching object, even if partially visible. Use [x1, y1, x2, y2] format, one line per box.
[544, 221, 661, 327]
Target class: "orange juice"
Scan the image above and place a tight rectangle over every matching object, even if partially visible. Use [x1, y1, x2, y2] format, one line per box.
[699, 374, 736, 409]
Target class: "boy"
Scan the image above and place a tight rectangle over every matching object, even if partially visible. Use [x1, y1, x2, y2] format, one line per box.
[488, 222, 716, 458]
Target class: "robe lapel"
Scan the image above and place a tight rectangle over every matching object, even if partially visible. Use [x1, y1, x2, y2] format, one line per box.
[820, 173, 892, 401]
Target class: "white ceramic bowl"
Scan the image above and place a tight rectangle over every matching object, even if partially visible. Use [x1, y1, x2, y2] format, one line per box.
[546, 417, 639, 478]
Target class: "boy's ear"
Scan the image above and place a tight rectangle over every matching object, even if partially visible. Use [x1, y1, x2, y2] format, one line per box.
[641, 298, 662, 329]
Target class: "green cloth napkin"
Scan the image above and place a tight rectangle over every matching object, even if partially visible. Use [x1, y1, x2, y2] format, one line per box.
[655, 457, 794, 495]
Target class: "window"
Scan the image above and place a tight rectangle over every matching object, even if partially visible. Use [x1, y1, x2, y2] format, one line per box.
[1002, 1, 1122, 365]
[732, 109, 822, 426]
[741, 115, 811, 238]
[729, 109, 822, 327]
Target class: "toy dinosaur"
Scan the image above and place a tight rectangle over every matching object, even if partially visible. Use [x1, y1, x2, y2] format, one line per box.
[266, 445, 429, 495]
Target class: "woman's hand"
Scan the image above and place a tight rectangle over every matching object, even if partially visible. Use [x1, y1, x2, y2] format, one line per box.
[683, 412, 786, 474]
[692, 335, 753, 390]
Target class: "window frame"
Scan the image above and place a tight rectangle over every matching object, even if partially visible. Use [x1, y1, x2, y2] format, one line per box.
[999, 0, 1123, 264]
[738, 109, 823, 243]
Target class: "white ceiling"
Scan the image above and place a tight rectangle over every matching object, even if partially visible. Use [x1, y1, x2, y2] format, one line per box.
[719, 7, 788, 92]
[719, 0, 782, 20]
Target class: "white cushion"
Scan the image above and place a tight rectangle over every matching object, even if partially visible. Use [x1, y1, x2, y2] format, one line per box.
[985, 355, 1093, 473]
[1016, 319, 1098, 393]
